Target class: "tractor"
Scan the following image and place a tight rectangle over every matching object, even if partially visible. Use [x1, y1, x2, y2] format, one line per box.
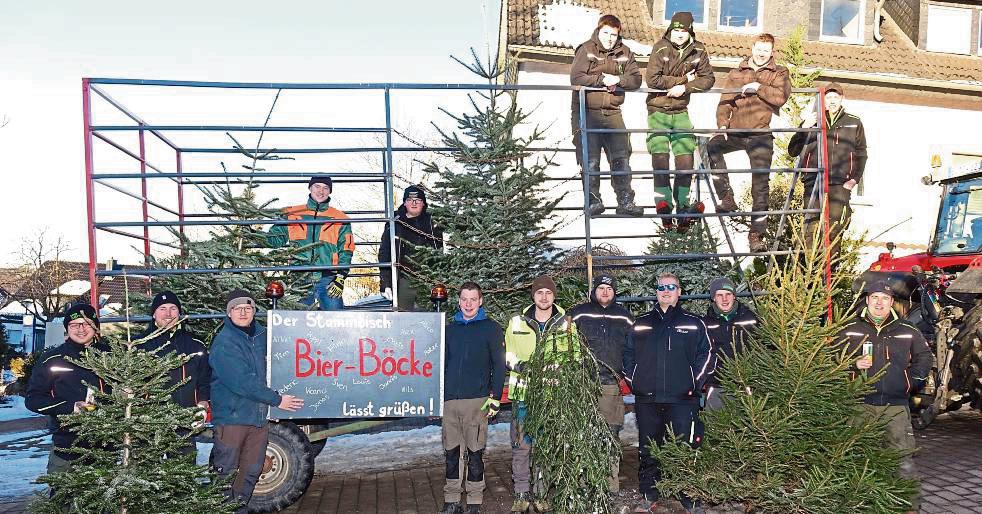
[862, 169, 982, 429]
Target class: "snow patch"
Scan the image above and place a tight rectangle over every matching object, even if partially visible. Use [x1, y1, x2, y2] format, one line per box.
[0, 395, 42, 423]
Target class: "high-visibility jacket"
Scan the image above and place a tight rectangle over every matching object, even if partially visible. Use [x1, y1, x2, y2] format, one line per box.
[504, 304, 577, 402]
[267, 197, 355, 279]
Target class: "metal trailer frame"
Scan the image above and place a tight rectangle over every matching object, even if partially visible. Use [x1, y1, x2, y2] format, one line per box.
[82, 79, 830, 318]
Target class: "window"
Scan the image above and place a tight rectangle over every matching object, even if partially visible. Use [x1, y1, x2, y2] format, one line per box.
[718, 0, 762, 31]
[664, 0, 708, 26]
[933, 178, 982, 254]
[978, 10, 982, 55]
[925, 5, 972, 54]
[820, 0, 865, 43]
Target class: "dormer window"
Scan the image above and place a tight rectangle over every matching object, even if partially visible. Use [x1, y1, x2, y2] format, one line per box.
[820, 0, 865, 44]
[718, 0, 763, 32]
[925, 5, 972, 55]
[664, 0, 709, 27]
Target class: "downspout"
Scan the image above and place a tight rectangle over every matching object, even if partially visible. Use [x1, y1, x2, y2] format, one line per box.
[495, 0, 511, 84]
[873, 0, 886, 43]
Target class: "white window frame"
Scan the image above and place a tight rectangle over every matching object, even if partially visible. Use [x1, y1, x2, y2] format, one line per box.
[819, 0, 866, 44]
[663, 0, 710, 29]
[716, 0, 764, 33]
[925, 4, 972, 54]
[978, 9, 982, 56]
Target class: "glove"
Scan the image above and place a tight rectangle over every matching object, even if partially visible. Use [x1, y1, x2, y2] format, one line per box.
[192, 401, 210, 430]
[480, 397, 500, 418]
[382, 287, 393, 301]
[327, 275, 345, 298]
[618, 378, 632, 396]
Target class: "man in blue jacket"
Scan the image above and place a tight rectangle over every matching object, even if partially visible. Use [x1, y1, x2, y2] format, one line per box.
[440, 282, 506, 514]
[209, 290, 304, 513]
[624, 272, 712, 514]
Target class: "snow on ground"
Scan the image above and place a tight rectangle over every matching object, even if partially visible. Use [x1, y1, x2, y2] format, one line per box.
[0, 395, 42, 423]
[0, 429, 50, 498]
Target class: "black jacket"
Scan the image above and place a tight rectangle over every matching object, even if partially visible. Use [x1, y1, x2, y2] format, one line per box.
[703, 302, 759, 386]
[836, 310, 932, 406]
[379, 205, 443, 290]
[570, 27, 642, 113]
[444, 308, 507, 402]
[789, 110, 867, 189]
[645, 30, 714, 114]
[141, 325, 211, 408]
[569, 299, 634, 385]
[624, 305, 713, 404]
[26, 340, 110, 458]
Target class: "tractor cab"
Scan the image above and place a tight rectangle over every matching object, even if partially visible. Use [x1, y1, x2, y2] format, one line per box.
[931, 175, 982, 255]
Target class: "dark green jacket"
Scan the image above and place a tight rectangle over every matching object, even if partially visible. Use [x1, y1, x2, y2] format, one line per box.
[267, 196, 354, 279]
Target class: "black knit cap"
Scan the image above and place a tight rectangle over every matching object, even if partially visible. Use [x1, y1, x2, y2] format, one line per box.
[669, 11, 694, 32]
[866, 279, 895, 298]
[403, 184, 427, 203]
[150, 290, 182, 314]
[307, 175, 333, 190]
[63, 303, 100, 329]
[593, 274, 617, 294]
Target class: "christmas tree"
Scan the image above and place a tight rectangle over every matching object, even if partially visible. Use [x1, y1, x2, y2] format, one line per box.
[523, 324, 618, 514]
[648, 235, 918, 513]
[30, 322, 233, 514]
[411, 51, 562, 322]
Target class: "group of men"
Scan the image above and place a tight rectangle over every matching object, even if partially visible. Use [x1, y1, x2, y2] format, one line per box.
[437, 271, 929, 514]
[27, 289, 303, 514]
[572, 13, 868, 252]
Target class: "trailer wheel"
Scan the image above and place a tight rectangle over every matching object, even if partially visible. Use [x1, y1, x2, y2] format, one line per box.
[949, 300, 982, 411]
[248, 421, 315, 513]
[301, 423, 328, 458]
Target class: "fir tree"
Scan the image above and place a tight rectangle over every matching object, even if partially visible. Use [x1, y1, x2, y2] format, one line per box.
[30, 322, 233, 514]
[523, 325, 618, 514]
[411, 51, 562, 322]
[648, 234, 918, 513]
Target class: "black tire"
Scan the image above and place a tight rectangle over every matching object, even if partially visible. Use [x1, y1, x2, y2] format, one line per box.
[248, 421, 315, 513]
[949, 300, 982, 410]
[301, 424, 328, 458]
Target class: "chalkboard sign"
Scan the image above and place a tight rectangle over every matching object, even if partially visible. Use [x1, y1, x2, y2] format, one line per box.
[266, 310, 445, 419]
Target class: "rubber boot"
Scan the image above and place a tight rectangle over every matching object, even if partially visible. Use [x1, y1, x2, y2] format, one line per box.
[656, 200, 674, 231]
[749, 232, 767, 253]
[439, 501, 463, 514]
[677, 201, 705, 234]
[510, 492, 531, 514]
[466, 504, 482, 514]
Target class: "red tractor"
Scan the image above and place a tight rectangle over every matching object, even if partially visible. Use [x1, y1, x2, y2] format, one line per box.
[863, 170, 982, 428]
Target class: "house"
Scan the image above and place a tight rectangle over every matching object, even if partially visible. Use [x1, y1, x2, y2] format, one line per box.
[496, 0, 982, 263]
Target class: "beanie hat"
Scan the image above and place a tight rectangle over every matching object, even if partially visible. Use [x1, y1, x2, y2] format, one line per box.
[226, 289, 257, 315]
[669, 11, 694, 33]
[530, 275, 557, 296]
[63, 303, 100, 330]
[403, 185, 427, 203]
[593, 274, 617, 294]
[708, 277, 736, 296]
[866, 279, 895, 298]
[150, 290, 182, 315]
[307, 175, 333, 190]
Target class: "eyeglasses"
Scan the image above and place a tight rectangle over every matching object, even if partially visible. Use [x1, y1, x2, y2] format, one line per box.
[656, 283, 679, 292]
[67, 322, 92, 330]
[231, 306, 255, 314]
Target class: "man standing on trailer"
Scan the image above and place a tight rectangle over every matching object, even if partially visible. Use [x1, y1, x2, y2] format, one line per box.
[268, 175, 355, 310]
[379, 184, 444, 311]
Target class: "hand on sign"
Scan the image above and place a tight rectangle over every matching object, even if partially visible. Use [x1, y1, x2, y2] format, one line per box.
[327, 275, 345, 298]
[481, 397, 501, 418]
[279, 394, 304, 412]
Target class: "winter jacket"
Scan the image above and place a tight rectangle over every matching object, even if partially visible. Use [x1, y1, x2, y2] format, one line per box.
[26, 340, 110, 458]
[836, 309, 932, 406]
[140, 325, 211, 408]
[645, 28, 714, 114]
[569, 298, 634, 385]
[444, 307, 507, 401]
[716, 57, 791, 130]
[624, 304, 713, 404]
[504, 305, 577, 402]
[703, 302, 759, 386]
[570, 27, 642, 114]
[789, 109, 868, 189]
[267, 196, 355, 280]
[209, 319, 281, 427]
[379, 204, 443, 290]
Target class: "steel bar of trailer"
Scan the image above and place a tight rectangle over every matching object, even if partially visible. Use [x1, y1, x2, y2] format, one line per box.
[96, 262, 392, 276]
[89, 84, 181, 151]
[620, 291, 764, 303]
[91, 132, 168, 174]
[91, 171, 390, 179]
[594, 251, 795, 261]
[591, 209, 819, 218]
[82, 79, 100, 307]
[90, 125, 387, 133]
[95, 217, 393, 228]
[586, 167, 820, 176]
[93, 179, 181, 216]
[98, 227, 182, 250]
[585, 127, 821, 134]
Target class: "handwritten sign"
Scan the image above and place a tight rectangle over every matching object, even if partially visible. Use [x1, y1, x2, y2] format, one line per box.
[266, 310, 445, 419]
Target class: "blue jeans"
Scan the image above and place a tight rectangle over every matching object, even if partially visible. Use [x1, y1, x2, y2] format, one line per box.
[300, 276, 344, 311]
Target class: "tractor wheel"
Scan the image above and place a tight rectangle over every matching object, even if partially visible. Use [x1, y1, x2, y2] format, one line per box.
[248, 421, 315, 513]
[301, 423, 328, 458]
[949, 300, 982, 410]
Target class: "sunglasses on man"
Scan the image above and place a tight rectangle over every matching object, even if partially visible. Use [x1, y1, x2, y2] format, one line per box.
[656, 283, 679, 292]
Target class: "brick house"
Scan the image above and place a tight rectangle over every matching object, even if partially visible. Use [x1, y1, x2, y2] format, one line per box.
[496, 0, 982, 261]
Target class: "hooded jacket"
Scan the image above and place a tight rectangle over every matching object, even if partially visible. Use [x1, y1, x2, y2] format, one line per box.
[26, 339, 111, 459]
[444, 307, 507, 402]
[267, 196, 355, 280]
[703, 302, 758, 386]
[209, 318, 281, 427]
[789, 109, 868, 189]
[379, 202, 443, 290]
[645, 19, 715, 114]
[570, 27, 642, 113]
[141, 324, 211, 408]
[624, 304, 713, 404]
[504, 304, 577, 402]
[836, 309, 932, 406]
[569, 288, 635, 385]
[716, 57, 791, 130]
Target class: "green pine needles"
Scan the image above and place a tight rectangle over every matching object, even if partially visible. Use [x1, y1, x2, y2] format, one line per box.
[649, 239, 918, 513]
[30, 325, 233, 514]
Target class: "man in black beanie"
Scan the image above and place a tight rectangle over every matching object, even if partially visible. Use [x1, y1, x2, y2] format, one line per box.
[569, 273, 634, 492]
[702, 277, 758, 411]
[379, 184, 444, 311]
[267, 174, 354, 310]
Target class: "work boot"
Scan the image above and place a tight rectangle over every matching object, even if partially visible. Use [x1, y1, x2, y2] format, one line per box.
[510, 492, 531, 514]
[717, 190, 738, 213]
[615, 191, 644, 216]
[439, 501, 463, 514]
[748, 232, 767, 253]
[466, 504, 482, 514]
[588, 201, 606, 216]
[656, 200, 674, 231]
[532, 497, 552, 512]
[677, 201, 705, 234]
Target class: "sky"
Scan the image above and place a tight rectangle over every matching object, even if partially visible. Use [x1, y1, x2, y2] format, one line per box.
[0, 0, 502, 266]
